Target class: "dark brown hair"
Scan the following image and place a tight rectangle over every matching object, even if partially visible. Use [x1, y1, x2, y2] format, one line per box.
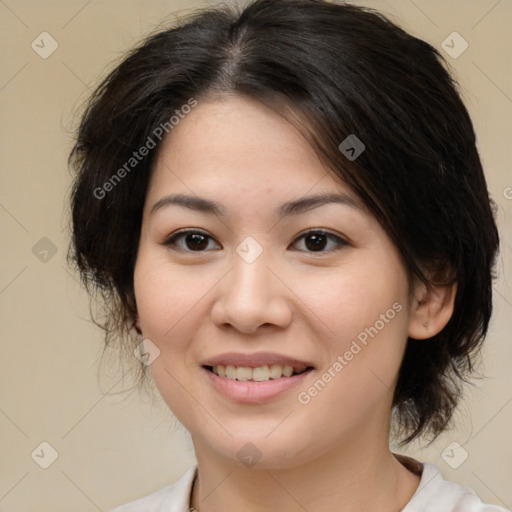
[68, 0, 499, 443]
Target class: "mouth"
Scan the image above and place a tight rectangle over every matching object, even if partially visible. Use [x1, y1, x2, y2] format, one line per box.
[200, 352, 315, 403]
[203, 364, 313, 381]
[200, 352, 315, 404]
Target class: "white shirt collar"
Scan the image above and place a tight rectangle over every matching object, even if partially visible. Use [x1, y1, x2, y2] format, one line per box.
[110, 461, 508, 511]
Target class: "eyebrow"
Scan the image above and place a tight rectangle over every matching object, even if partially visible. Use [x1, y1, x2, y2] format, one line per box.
[149, 192, 362, 218]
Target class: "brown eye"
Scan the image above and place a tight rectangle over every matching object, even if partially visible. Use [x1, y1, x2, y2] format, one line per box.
[291, 230, 347, 253]
[164, 230, 220, 252]
[164, 229, 345, 253]
[304, 232, 328, 251]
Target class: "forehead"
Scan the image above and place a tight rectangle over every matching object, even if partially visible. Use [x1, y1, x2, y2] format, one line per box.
[147, 96, 347, 200]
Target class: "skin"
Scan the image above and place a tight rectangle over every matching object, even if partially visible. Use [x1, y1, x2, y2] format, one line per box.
[133, 96, 456, 512]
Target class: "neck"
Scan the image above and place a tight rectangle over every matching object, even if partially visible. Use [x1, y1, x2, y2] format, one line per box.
[190, 433, 420, 512]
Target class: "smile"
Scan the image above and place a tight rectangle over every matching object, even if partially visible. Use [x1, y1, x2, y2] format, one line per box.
[205, 364, 309, 381]
[202, 366, 313, 403]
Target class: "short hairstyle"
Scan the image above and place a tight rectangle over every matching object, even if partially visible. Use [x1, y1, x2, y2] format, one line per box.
[68, 0, 499, 443]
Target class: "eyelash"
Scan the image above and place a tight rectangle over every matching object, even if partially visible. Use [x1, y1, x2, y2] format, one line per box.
[163, 229, 348, 254]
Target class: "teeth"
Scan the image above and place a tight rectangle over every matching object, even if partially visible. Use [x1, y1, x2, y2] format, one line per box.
[282, 365, 293, 377]
[252, 366, 270, 381]
[225, 365, 236, 379]
[269, 364, 283, 379]
[211, 364, 306, 381]
[236, 367, 252, 381]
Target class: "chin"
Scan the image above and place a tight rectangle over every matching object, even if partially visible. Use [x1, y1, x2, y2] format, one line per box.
[195, 431, 315, 471]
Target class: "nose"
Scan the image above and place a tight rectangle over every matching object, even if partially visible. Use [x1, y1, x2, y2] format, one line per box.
[210, 251, 293, 334]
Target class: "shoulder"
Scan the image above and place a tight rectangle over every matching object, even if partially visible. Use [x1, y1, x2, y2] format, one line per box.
[402, 461, 509, 512]
[108, 465, 197, 512]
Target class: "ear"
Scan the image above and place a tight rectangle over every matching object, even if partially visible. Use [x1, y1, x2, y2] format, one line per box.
[408, 279, 457, 340]
[134, 312, 142, 334]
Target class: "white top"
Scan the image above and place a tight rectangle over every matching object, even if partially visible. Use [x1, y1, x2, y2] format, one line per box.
[109, 460, 509, 512]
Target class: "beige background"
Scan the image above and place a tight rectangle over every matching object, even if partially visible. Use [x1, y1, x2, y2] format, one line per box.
[0, 0, 511, 510]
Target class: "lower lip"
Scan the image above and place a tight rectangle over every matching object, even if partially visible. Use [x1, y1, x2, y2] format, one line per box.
[203, 367, 313, 404]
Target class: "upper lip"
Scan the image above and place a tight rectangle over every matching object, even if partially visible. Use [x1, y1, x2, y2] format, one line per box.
[201, 352, 314, 370]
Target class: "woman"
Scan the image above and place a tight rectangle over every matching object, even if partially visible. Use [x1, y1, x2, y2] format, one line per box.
[68, 0, 507, 510]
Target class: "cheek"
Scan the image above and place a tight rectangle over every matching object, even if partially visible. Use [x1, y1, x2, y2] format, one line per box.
[298, 259, 408, 340]
[133, 256, 211, 426]
[296, 258, 410, 397]
[134, 254, 211, 342]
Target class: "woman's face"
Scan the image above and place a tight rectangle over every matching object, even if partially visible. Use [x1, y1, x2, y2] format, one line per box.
[134, 96, 419, 469]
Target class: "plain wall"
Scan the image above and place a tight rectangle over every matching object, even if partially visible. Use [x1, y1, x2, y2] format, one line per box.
[1, 0, 511, 510]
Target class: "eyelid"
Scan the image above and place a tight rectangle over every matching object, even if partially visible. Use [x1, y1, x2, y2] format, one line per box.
[163, 228, 221, 250]
[291, 228, 350, 256]
[162, 228, 350, 255]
